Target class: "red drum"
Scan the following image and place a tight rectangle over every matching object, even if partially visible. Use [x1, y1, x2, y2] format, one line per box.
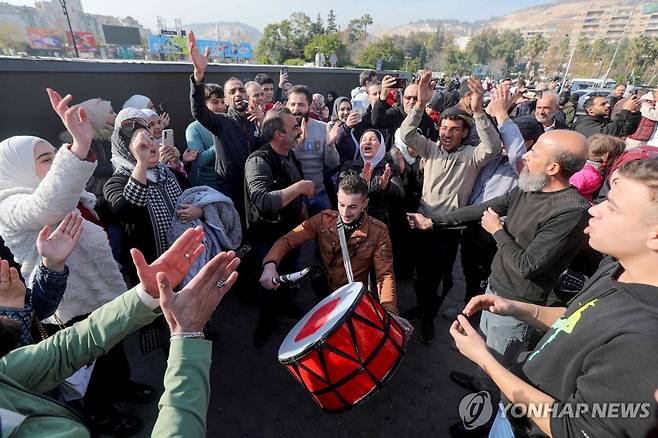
[278, 282, 406, 412]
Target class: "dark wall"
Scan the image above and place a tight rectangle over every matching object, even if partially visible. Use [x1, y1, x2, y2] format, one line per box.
[1, 58, 387, 148]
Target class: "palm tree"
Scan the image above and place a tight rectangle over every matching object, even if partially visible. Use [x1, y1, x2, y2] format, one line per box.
[524, 34, 549, 75]
[361, 14, 373, 36]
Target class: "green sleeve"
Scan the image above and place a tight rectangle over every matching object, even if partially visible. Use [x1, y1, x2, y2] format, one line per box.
[151, 338, 212, 438]
[0, 287, 159, 393]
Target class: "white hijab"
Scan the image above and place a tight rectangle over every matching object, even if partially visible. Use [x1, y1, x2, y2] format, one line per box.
[80, 98, 114, 140]
[122, 94, 152, 110]
[359, 129, 387, 167]
[394, 127, 416, 165]
[0, 136, 48, 194]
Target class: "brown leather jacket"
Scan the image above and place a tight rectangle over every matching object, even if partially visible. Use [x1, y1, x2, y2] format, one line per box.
[264, 210, 398, 313]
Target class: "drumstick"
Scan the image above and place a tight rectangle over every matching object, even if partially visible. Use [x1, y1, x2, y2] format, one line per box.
[272, 267, 311, 285]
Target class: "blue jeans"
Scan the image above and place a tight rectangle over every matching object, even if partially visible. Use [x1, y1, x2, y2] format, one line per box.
[304, 189, 331, 217]
[477, 286, 535, 392]
[488, 404, 516, 438]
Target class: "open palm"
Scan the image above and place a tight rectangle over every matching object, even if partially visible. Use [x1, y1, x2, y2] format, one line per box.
[37, 212, 83, 268]
[187, 31, 209, 81]
[46, 88, 94, 150]
[417, 71, 434, 106]
[131, 227, 206, 297]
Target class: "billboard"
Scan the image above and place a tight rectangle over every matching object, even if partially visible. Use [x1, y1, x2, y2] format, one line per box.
[66, 31, 97, 52]
[27, 28, 65, 50]
[196, 39, 222, 57]
[148, 35, 188, 55]
[236, 42, 253, 59]
[102, 25, 141, 46]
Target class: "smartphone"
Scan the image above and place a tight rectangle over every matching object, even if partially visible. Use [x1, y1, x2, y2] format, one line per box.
[280, 67, 288, 76]
[162, 129, 174, 148]
[392, 77, 407, 89]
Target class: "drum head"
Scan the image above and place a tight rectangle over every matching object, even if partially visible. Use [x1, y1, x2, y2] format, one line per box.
[278, 282, 364, 361]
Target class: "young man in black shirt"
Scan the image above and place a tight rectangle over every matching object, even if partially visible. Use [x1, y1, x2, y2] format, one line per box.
[449, 158, 658, 438]
[408, 129, 590, 395]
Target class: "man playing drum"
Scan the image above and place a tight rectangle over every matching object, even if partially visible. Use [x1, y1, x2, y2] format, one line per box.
[260, 175, 398, 315]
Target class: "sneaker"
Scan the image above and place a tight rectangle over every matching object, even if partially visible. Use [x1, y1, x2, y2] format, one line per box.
[419, 318, 434, 344]
[449, 371, 479, 392]
[402, 305, 423, 322]
[441, 305, 463, 321]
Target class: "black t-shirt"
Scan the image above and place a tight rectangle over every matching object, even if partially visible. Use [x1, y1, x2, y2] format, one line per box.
[509, 262, 658, 437]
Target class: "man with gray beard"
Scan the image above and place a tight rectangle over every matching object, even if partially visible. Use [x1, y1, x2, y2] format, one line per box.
[408, 129, 590, 401]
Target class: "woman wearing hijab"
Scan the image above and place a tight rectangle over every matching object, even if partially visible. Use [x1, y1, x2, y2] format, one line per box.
[0, 90, 149, 436]
[338, 129, 404, 225]
[104, 110, 193, 284]
[330, 96, 373, 164]
[122, 94, 153, 110]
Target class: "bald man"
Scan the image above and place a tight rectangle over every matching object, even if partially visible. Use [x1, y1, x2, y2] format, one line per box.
[534, 92, 568, 131]
[408, 129, 591, 397]
[371, 74, 438, 147]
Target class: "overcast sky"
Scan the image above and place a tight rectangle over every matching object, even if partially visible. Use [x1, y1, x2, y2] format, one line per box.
[6, 0, 551, 31]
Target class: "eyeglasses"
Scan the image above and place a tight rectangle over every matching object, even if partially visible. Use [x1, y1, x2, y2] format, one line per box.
[120, 118, 148, 132]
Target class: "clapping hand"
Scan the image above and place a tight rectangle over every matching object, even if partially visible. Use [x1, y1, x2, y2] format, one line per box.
[379, 163, 392, 190]
[0, 259, 26, 309]
[188, 31, 209, 83]
[37, 212, 83, 272]
[158, 251, 240, 334]
[46, 88, 94, 159]
[361, 161, 373, 182]
[131, 226, 206, 298]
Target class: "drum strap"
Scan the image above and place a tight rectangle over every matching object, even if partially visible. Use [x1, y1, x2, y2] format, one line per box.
[336, 217, 355, 283]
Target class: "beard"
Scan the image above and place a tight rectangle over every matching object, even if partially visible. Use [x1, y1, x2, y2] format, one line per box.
[292, 111, 309, 125]
[233, 99, 249, 113]
[518, 167, 550, 192]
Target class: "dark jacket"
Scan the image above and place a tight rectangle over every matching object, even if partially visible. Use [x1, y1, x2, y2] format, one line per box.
[103, 170, 190, 282]
[244, 144, 304, 245]
[338, 155, 404, 225]
[371, 100, 438, 148]
[573, 110, 640, 138]
[189, 76, 265, 213]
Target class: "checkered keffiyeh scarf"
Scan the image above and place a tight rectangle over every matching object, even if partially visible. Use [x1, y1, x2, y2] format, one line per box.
[111, 124, 182, 256]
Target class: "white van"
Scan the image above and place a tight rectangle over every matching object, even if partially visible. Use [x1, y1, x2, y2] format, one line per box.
[570, 78, 617, 92]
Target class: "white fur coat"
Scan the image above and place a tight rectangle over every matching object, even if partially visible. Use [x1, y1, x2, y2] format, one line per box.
[0, 147, 127, 322]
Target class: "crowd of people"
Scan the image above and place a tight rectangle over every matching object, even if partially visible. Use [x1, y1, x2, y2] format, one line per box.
[0, 29, 656, 438]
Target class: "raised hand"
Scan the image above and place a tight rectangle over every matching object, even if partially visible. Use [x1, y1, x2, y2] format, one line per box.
[486, 85, 512, 124]
[158, 250, 240, 333]
[160, 112, 171, 128]
[380, 75, 397, 100]
[379, 163, 392, 190]
[328, 120, 341, 145]
[46, 88, 94, 159]
[623, 95, 641, 113]
[298, 117, 307, 145]
[131, 226, 206, 297]
[159, 144, 180, 164]
[416, 71, 434, 108]
[37, 212, 83, 272]
[345, 111, 362, 128]
[188, 31, 209, 83]
[0, 259, 26, 309]
[467, 76, 485, 115]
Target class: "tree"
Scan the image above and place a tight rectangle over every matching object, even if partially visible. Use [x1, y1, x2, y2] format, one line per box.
[524, 34, 549, 75]
[361, 14, 373, 36]
[326, 9, 338, 33]
[626, 36, 658, 83]
[255, 12, 316, 64]
[311, 13, 325, 35]
[466, 28, 499, 65]
[348, 18, 366, 42]
[491, 31, 524, 75]
[441, 44, 472, 77]
[304, 33, 349, 66]
[358, 37, 405, 70]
